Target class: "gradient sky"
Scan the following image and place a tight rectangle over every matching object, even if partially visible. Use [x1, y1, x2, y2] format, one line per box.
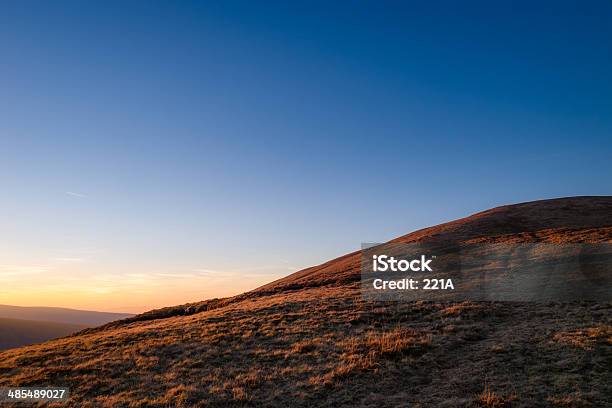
[1, 1, 611, 312]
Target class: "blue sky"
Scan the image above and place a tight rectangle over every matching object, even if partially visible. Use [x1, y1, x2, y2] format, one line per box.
[1, 1, 611, 311]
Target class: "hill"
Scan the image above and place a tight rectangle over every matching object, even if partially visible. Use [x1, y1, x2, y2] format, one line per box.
[0, 305, 134, 326]
[0, 318, 87, 351]
[0, 306, 133, 351]
[0, 196, 610, 407]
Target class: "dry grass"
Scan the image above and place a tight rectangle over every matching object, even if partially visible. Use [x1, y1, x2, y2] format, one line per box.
[339, 327, 432, 357]
[553, 325, 612, 350]
[547, 395, 576, 406]
[475, 384, 513, 407]
[0, 197, 610, 406]
[0, 288, 608, 407]
[442, 301, 484, 315]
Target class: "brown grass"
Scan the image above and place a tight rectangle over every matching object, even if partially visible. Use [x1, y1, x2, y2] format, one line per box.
[476, 384, 513, 407]
[553, 325, 612, 350]
[0, 288, 609, 407]
[442, 301, 483, 315]
[353, 327, 432, 356]
[0, 197, 611, 406]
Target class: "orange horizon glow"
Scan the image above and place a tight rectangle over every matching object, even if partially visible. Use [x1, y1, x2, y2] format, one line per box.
[0, 261, 294, 314]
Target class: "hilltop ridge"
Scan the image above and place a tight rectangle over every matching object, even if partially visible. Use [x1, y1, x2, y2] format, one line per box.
[101, 196, 611, 331]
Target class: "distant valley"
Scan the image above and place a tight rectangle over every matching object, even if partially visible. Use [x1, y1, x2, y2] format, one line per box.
[0, 305, 133, 350]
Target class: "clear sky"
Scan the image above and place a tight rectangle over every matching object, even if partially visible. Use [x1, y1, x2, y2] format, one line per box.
[1, 1, 611, 312]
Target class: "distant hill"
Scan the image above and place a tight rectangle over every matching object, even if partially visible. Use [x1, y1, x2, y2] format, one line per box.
[0, 196, 610, 407]
[0, 306, 133, 351]
[0, 317, 87, 351]
[0, 305, 134, 326]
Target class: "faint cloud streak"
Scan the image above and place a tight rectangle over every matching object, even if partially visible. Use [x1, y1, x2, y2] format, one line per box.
[66, 191, 86, 198]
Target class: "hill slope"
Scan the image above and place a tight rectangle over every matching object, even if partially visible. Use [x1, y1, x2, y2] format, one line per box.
[0, 196, 610, 407]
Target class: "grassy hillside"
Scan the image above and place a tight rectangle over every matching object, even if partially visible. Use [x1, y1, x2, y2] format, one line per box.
[0, 197, 610, 407]
[0, 318, 87, 351]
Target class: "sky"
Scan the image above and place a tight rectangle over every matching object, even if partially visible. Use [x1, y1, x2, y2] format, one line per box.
[1, 1, 611, 312]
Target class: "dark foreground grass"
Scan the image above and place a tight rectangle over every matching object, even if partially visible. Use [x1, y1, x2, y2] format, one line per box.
[0, 285, 609, 407]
